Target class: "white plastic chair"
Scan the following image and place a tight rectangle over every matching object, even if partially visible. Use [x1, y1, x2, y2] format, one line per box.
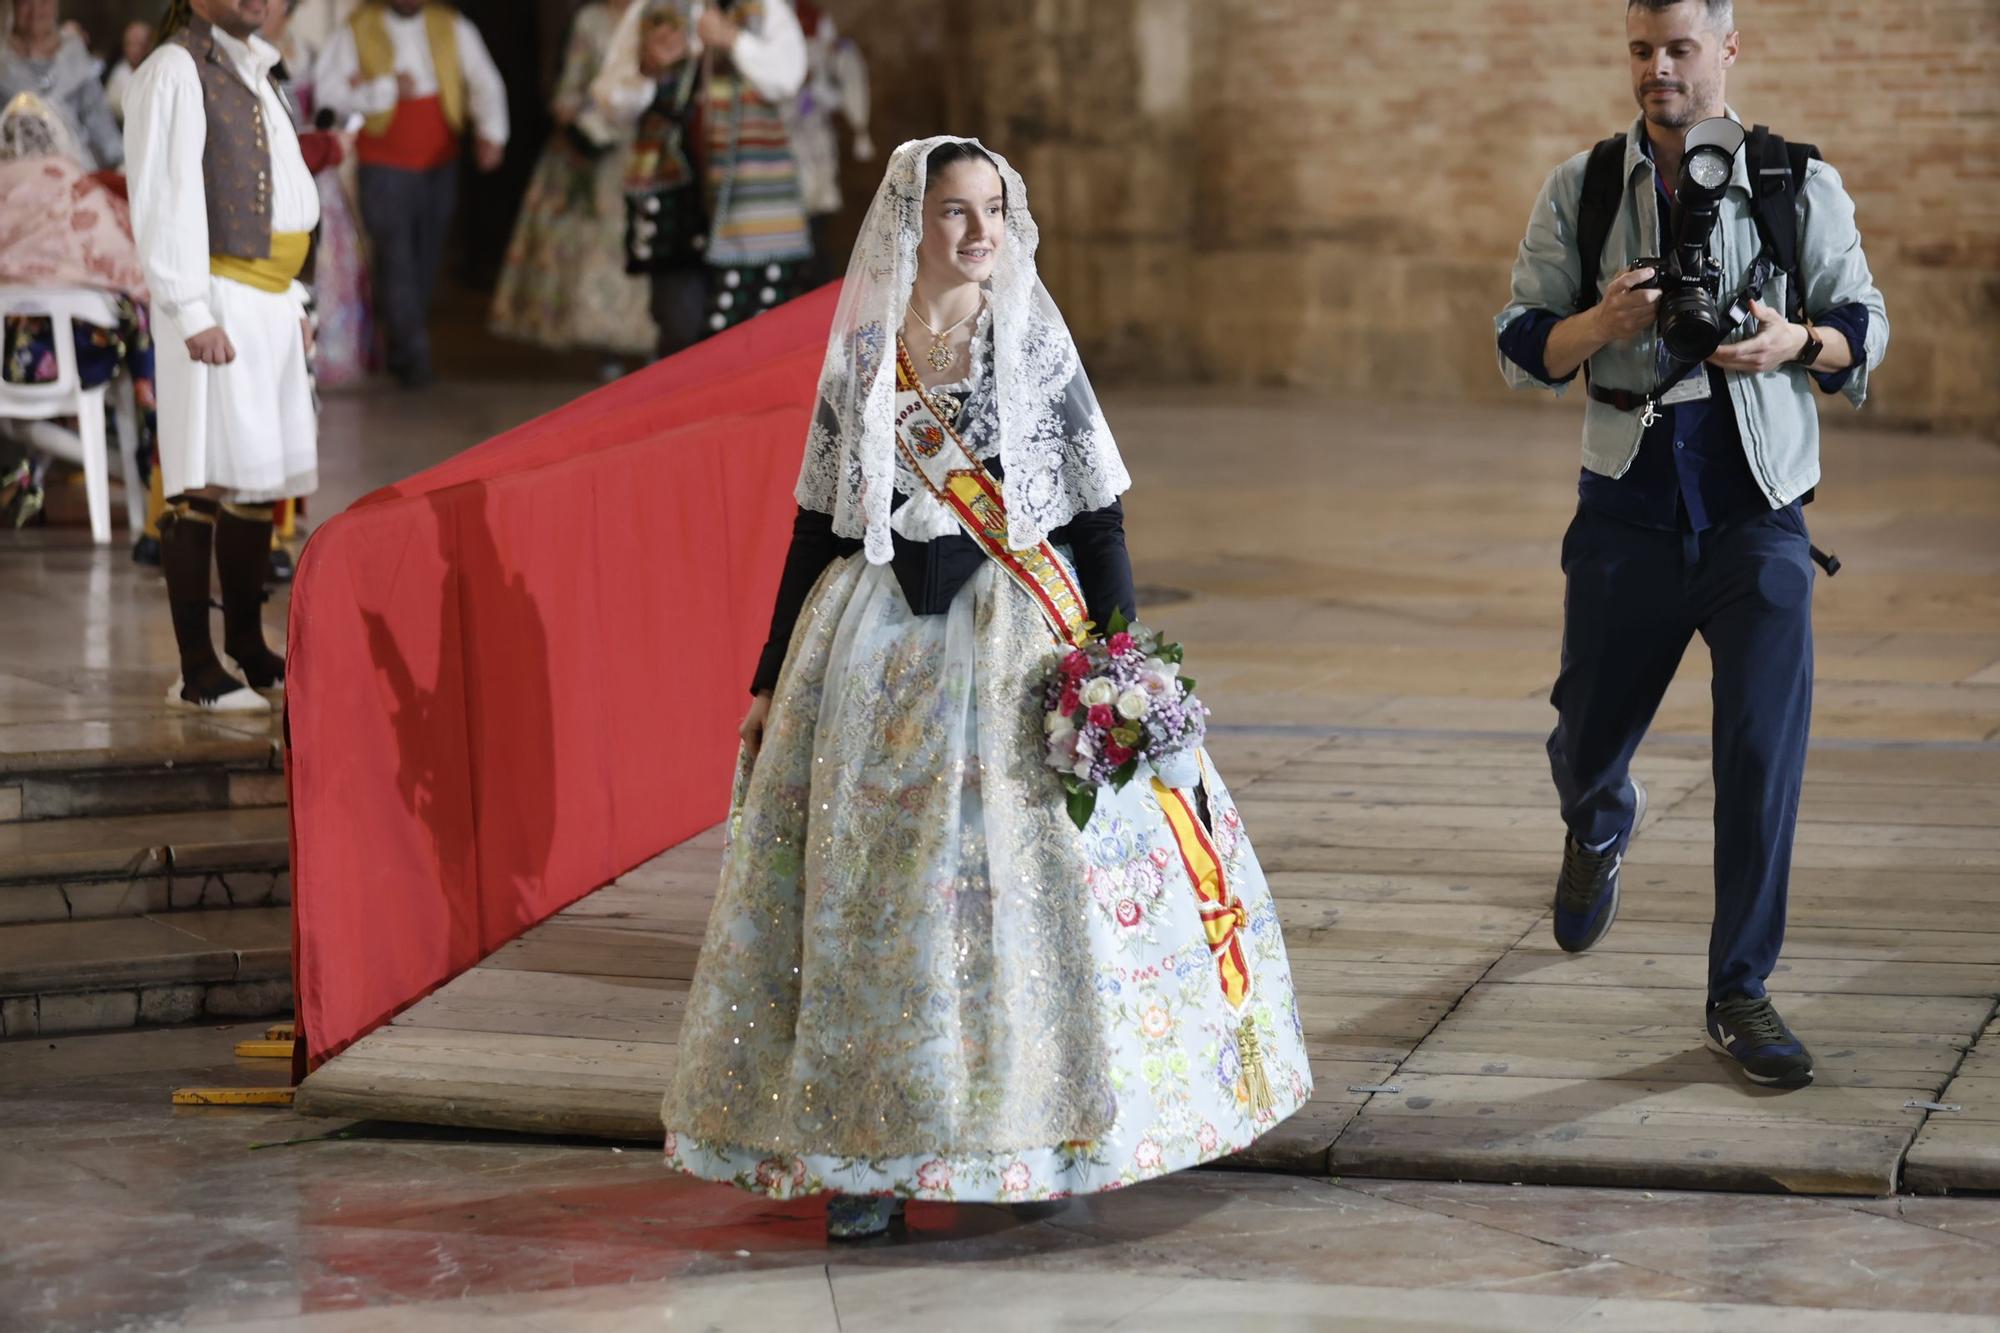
[0, 286, 145, 545]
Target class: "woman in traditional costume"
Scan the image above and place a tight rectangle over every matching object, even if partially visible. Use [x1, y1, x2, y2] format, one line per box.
[0, 91, 154, 530]
[0, 0, 122, 170]
[487, 0, 653, 370]
[660, 138, 1313, 1239]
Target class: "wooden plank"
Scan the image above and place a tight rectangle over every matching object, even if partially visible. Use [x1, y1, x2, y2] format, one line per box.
[1346, 1072, 1936, 1128]
[1332, 1113, 1908, 1195]
[1398, 1031, 1961, 1084]
[1479, 949, 2000, 999]
[1923, 1074, 2000, 1121]
[173, 1087, 296, 1106]
[297, 1026, 672, 1140]
[484, 923, 703, 980]
[1904, 1014, 2000, 1193]
[393, 967, 686, 1043]
[1440, 983, 1992, 1037]
[1641, 816, 2000, 854]
[1903, 1122, 2000, 1193]
[1566, 921, 2000, 966]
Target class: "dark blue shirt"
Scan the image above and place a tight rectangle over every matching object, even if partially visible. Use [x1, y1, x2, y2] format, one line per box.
[1499, 140, 1870, 532]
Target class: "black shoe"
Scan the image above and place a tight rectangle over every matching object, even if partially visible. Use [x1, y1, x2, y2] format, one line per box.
[1705, 994, 1815, 1088]
[1552, 778, 1646, 953]
[131, 535, 162, 567]
[268, 546, 295, 584]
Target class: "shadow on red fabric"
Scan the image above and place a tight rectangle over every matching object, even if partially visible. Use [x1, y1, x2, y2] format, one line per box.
[285, 283, 837, 1071]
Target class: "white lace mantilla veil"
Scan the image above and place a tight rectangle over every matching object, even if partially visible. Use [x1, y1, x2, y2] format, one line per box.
[793, 135, 1132, 564]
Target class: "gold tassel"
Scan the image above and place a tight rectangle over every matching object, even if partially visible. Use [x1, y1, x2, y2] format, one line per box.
[1238, 1014, 1274, 1116]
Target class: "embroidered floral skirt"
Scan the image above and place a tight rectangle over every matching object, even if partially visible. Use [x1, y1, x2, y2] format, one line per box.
[661, 557, 1312, 1202]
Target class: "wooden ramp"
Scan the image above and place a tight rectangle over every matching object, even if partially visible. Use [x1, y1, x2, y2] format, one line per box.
[295, 395, 2000, 1194]
[296, 730, 2000, 1195]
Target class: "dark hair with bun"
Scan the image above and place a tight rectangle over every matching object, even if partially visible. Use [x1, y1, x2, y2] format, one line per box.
[924, 140, 1006, 207]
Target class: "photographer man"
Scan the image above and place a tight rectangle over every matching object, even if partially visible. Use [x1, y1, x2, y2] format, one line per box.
[1495, 0, 1887, 1088]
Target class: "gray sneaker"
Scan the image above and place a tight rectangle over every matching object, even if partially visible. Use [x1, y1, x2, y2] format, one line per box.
[1553, 778, 1647, 953]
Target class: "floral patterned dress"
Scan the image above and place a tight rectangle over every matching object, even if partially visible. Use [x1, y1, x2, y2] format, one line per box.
[661, 358, 1313, 1203]
[487, 1, 654, 358]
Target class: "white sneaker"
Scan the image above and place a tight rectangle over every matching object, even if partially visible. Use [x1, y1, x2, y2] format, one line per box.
[166, 675, 271, 714]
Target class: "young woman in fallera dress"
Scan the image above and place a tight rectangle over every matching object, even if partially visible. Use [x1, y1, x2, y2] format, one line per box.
[660, 137, 1313, 1239]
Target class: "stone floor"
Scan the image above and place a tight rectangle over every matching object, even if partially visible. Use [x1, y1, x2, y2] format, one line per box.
[4, 1022, 1999, 1331]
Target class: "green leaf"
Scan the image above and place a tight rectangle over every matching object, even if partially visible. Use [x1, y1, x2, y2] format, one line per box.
[1159, 642, 1185, 665]
[1179, 676, 1197, 693]
[1108, 758, 1140, 790]
[1066, 786, 1098, 830]
[1107, 608, 1130, 635]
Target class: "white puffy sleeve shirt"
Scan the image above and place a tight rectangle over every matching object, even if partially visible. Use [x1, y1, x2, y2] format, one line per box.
[123, 36, 321, 338]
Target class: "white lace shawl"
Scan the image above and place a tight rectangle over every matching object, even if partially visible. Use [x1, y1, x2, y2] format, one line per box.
[793, 135, 1131, 564]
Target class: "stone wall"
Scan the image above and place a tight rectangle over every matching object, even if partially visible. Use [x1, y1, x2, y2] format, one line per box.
[928, 0, 1997, 434]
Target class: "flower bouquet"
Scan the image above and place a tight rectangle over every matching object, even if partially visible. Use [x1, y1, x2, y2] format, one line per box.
[1038, 610, 1209, 830]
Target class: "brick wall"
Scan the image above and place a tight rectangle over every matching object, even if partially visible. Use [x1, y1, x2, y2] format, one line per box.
[907, 0, 1997, 434]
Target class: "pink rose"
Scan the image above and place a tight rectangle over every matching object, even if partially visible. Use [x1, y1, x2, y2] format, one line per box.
[1196, 1123, 1219, 1153]
[1059, 681, 1080, 715]
[1114, 899, 1142, 928]
[1107, 632, 1135, 656]
[1001, 1161, 1032, 1194]
[1088, 704, 1116, 731]
[1060, 650, 1092, 679]
[1133, 1138, 1163, 1170]
[916, 1159, 952, 1192]
[754, 1158, 788, 1189]
[1103, 742, 1134, 767]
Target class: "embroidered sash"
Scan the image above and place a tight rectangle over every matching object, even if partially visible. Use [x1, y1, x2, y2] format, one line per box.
[1153, 770, 1253, 1011]
[890, 336, 1092, 649]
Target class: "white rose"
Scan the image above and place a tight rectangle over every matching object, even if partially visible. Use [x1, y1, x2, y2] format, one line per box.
[1072, 758, 1095, 780]
[1080, 678, 1117, 708]
[1045, 710, 1075, 737]
[1116, 689, 1150, 720]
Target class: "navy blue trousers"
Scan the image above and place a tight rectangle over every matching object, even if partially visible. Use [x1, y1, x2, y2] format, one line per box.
[1547, 502, 1815, 1002]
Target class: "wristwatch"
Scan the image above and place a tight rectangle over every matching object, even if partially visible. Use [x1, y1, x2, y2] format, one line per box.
[1790, 321, 1824, 367]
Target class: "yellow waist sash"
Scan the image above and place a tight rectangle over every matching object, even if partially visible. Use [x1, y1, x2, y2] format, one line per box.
[210, 232, 311, 294]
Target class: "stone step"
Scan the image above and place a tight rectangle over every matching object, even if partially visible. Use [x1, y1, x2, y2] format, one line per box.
[0, 905, 293, 1038]
[0, 806, 291, 925]
[0, 717, 283, 825]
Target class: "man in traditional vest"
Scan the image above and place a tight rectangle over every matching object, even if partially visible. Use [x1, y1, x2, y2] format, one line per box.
[125, 0, 322, 714]
[313, 0, 506, 388]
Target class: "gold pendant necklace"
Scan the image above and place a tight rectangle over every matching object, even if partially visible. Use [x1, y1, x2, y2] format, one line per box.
[909, 296, 981, 375]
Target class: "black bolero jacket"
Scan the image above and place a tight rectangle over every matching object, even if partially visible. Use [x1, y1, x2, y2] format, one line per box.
[750, 469, 1136, 696]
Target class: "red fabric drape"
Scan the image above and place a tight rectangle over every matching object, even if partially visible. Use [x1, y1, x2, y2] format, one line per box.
[286, 284, 837, 1069]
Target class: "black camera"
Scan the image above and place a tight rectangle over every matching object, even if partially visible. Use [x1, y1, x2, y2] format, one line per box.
[1629, 117, 1749, 365]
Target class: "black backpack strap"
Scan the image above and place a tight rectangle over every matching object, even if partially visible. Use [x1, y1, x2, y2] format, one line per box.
[1574, 133, 1629, 313]
[1745, 124, 1820, 321]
